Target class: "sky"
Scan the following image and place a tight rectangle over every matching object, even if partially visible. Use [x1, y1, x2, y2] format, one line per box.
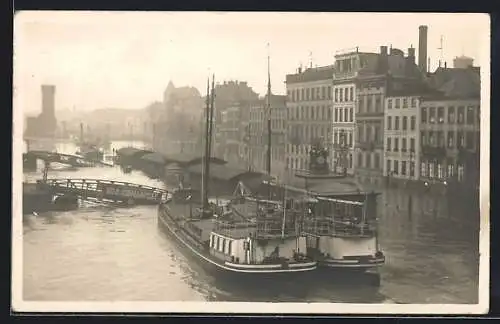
[13, 11, 489, 114]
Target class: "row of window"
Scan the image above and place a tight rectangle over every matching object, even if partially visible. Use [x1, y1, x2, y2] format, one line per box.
[288, 105, 332, 121]
[358, 94, 383, 114]
[333, 130, 354, 147]
[420, 162, 465, 181]
[249, 119, 285, 131]
[288, 125, 330, 146]
[421, 130, 477, 150]
[249, 109, 286, 121]
[210, 234, 233, 255]
[357, 123, 382, 144]
[386, 159, 416, 177]
[421, 106, 478, 125]
[386, 137, 416, 153]
[334, 86, 355, 103]
[357, 152, 381, 170]
[387, 115, 417, 131]
[334, 107, 354, 123]
[387, 97, 418, 109]
[288, 86, 332, 102]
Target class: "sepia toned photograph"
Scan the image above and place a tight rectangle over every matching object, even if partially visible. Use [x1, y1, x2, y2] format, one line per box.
[12, 11, 489, 314]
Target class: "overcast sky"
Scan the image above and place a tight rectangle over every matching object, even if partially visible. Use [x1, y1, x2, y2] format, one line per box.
[14, 11, 489, 114]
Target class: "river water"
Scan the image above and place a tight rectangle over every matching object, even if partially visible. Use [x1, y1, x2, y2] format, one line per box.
[21, 140, 479, 304]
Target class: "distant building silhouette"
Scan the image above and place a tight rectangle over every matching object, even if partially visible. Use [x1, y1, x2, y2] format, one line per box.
[25, 85, 58, 138]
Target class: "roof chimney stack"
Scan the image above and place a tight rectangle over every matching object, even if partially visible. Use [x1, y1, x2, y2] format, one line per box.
[418, 25, 428, 73]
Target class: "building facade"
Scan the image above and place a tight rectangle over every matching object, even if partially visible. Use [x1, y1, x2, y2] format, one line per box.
[248, 94, 287, 177]
[333, 50, 380, 175]
[153, 81, 204, 156]
[354, 45, 423, 185]
[384, 95, 421, 181]
[384, 66, 480, 188]
[285, 65, 334, 174]
[211, 81, 259, 163]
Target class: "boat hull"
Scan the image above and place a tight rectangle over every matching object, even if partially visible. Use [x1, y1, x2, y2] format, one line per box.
[319, 254, 385, 269]
[307, 235, 385, 271]
[157, 205, 317, 281]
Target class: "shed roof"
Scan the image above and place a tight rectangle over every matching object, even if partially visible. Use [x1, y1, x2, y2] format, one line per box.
[116, 147, 144, 157]
[141, 152, 167, 164]
[187, 163, 268, 182]
[163, 153, 227, 166]
[281, 174, 370, 196]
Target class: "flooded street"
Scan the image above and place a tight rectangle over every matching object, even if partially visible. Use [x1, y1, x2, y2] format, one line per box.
[21, 141, 479, 304]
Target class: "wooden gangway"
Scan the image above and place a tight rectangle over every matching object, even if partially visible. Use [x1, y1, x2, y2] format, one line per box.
[39, 178, 169, 205]
[25, 150, 113, 168]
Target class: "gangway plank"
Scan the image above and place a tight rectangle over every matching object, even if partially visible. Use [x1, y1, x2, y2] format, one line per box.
[39, 178, 169, 205]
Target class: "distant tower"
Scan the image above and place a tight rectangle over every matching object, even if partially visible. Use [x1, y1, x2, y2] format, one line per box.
[41, 85, 56, 118]
[418, 25, 428, 73]
[453, 56, 474, 69]
[41, 85, 57, 137]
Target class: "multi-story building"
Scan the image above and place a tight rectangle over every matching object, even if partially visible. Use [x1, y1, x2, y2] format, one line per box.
[384, 64, 480, 188]
[211, 80, 259, 163]
[248, 94, 287, 177]
[354, 45, 423, 185]
[332, 49, 379, 175]
[285, 65, 334, 174]
[153, 81, 204, 156]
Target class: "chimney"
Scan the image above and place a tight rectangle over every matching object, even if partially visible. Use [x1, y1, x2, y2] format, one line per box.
[408, 46, 415, 64]
[418, 25, 428, 73]
[377, 46, 389, 74]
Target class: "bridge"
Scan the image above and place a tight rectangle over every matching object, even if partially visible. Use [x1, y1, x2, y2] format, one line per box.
[25, 150, 113, 168]
[39, 178, 169, 206]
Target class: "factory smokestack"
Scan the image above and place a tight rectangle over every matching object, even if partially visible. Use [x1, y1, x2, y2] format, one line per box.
[418, 25, 428, 73]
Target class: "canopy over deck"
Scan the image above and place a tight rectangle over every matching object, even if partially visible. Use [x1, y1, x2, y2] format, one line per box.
[279, 173, 377, 197]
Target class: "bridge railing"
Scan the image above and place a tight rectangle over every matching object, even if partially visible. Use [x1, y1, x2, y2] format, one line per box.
[41, 178, 169, 203]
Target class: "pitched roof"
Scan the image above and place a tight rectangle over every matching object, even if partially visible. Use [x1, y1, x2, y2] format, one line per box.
[286, 65, 335, 84]
[427, 67, 480, 99]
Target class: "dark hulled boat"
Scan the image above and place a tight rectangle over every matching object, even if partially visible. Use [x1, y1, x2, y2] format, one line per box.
[158, 73, 316, 280]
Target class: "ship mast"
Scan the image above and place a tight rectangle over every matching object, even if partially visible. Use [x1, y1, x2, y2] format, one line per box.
[202, 75, 215, 212]
[266, 43, 272, 200]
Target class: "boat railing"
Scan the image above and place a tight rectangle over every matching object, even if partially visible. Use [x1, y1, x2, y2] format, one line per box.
[302, 216, 377, 237]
